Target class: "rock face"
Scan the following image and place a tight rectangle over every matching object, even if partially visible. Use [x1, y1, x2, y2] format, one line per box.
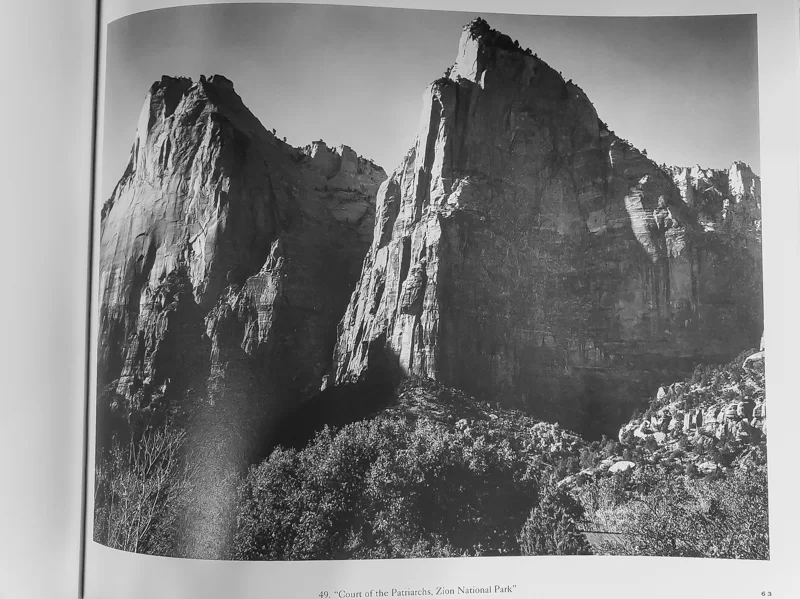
[332, 19, 762, 437]
[99, 74, 385, 418]
[97, 74, 385, 556]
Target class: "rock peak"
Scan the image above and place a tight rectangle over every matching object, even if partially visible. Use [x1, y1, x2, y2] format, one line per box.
[463, 17, 533, 57]
[449, 18, 546, 87]
[150, 74, 192, 91]
[730, 160, 756, 175]
[146, 74, 239, 106]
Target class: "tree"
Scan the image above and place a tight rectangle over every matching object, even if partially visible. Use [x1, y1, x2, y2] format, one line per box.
[93, 425, 192, 555]
[518, 477, 592, 556]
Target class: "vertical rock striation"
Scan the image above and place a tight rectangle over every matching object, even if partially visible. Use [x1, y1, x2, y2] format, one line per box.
[332, 19, 762, 436]
[97, 74, 385, 556]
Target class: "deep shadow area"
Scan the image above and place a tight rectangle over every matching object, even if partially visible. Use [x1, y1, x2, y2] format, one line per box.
[572, 352, 737, 441]
[573, 371, 656, 441]
[254, 375, 396, 462]
[252, 334, 401, 462]
[252, 352, 714, 464]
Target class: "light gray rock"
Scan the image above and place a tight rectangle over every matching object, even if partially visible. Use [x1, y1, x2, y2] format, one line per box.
[609, 460, 636, 473]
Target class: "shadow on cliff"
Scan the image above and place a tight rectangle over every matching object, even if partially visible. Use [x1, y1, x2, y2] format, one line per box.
[253, 335, 399, 461]
[256, 346, 708, 457]
[260, 377, 396, 457]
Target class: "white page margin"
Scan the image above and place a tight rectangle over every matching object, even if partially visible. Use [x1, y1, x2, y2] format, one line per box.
[0, 1, 97, 599]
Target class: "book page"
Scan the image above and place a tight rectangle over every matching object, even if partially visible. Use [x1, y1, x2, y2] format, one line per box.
[0, 1, 97, 598]
[85, 1, 800, 598]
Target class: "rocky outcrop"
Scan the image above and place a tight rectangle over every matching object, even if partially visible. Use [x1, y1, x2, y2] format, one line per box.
[332, 19, 762, 436]
[668, 163, 761, 242]
[552, 348, 766, 493]
[97, 74, 386, 556]
[616, 348, 766, 471]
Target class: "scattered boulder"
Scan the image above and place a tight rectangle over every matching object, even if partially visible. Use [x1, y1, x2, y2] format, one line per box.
[609, 460, 637, 474]
[697, 461, 719, 475]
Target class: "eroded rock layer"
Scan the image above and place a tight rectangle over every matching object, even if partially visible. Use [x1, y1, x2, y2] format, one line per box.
[97, 74, 386, 556]
[332, 19, 762, 436]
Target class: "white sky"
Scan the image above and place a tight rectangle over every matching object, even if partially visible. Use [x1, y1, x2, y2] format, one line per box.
[102, 5, 759, 199]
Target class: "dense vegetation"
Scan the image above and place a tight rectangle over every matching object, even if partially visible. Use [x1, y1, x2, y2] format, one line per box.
[233, 379, 587, 559]
[95, 355, 769, 560]
[577, 464, 769, 559]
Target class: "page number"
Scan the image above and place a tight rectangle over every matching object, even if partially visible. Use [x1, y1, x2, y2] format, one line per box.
[319, 593, 329, 599]
[761, 592, 772, 597]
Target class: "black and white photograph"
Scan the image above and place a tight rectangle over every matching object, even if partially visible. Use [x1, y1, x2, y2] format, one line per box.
[93, 3, 767, 562]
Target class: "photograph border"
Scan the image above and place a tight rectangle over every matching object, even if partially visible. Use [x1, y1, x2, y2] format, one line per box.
[84, 1, 800, 598]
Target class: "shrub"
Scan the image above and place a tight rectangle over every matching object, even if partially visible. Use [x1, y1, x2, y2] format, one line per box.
[579, 446, 600, 469]
[518, 478, 591, 556]
[553, 455, 580, 479]
[619, 429, 634, 446]
[602, 438, 621, 457]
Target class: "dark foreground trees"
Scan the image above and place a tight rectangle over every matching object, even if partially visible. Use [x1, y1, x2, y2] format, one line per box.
[234, 417, 542, 559]
[94, 387, 768, 560]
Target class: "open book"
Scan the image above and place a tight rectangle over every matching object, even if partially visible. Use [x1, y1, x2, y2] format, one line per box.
[4, 0, 800, 598]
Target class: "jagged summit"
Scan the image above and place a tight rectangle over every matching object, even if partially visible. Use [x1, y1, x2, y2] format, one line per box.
[104, 73, 273, 220]
[140, 76, 383, 171]
[148, 73, 235, 93]
[105, 74, 386, 223]
[449, 18, 545, 86]
[142, 74, 245, 117]
[463, 17, 534, 56]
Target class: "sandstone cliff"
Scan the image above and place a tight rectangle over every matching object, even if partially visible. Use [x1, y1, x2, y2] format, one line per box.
[332, 19, 762, 437]
[97, 74, 386, 556]
[99, 75, 385, 418]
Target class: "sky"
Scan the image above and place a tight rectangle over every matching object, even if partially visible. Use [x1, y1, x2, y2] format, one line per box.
[102, 4, 759, 199]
